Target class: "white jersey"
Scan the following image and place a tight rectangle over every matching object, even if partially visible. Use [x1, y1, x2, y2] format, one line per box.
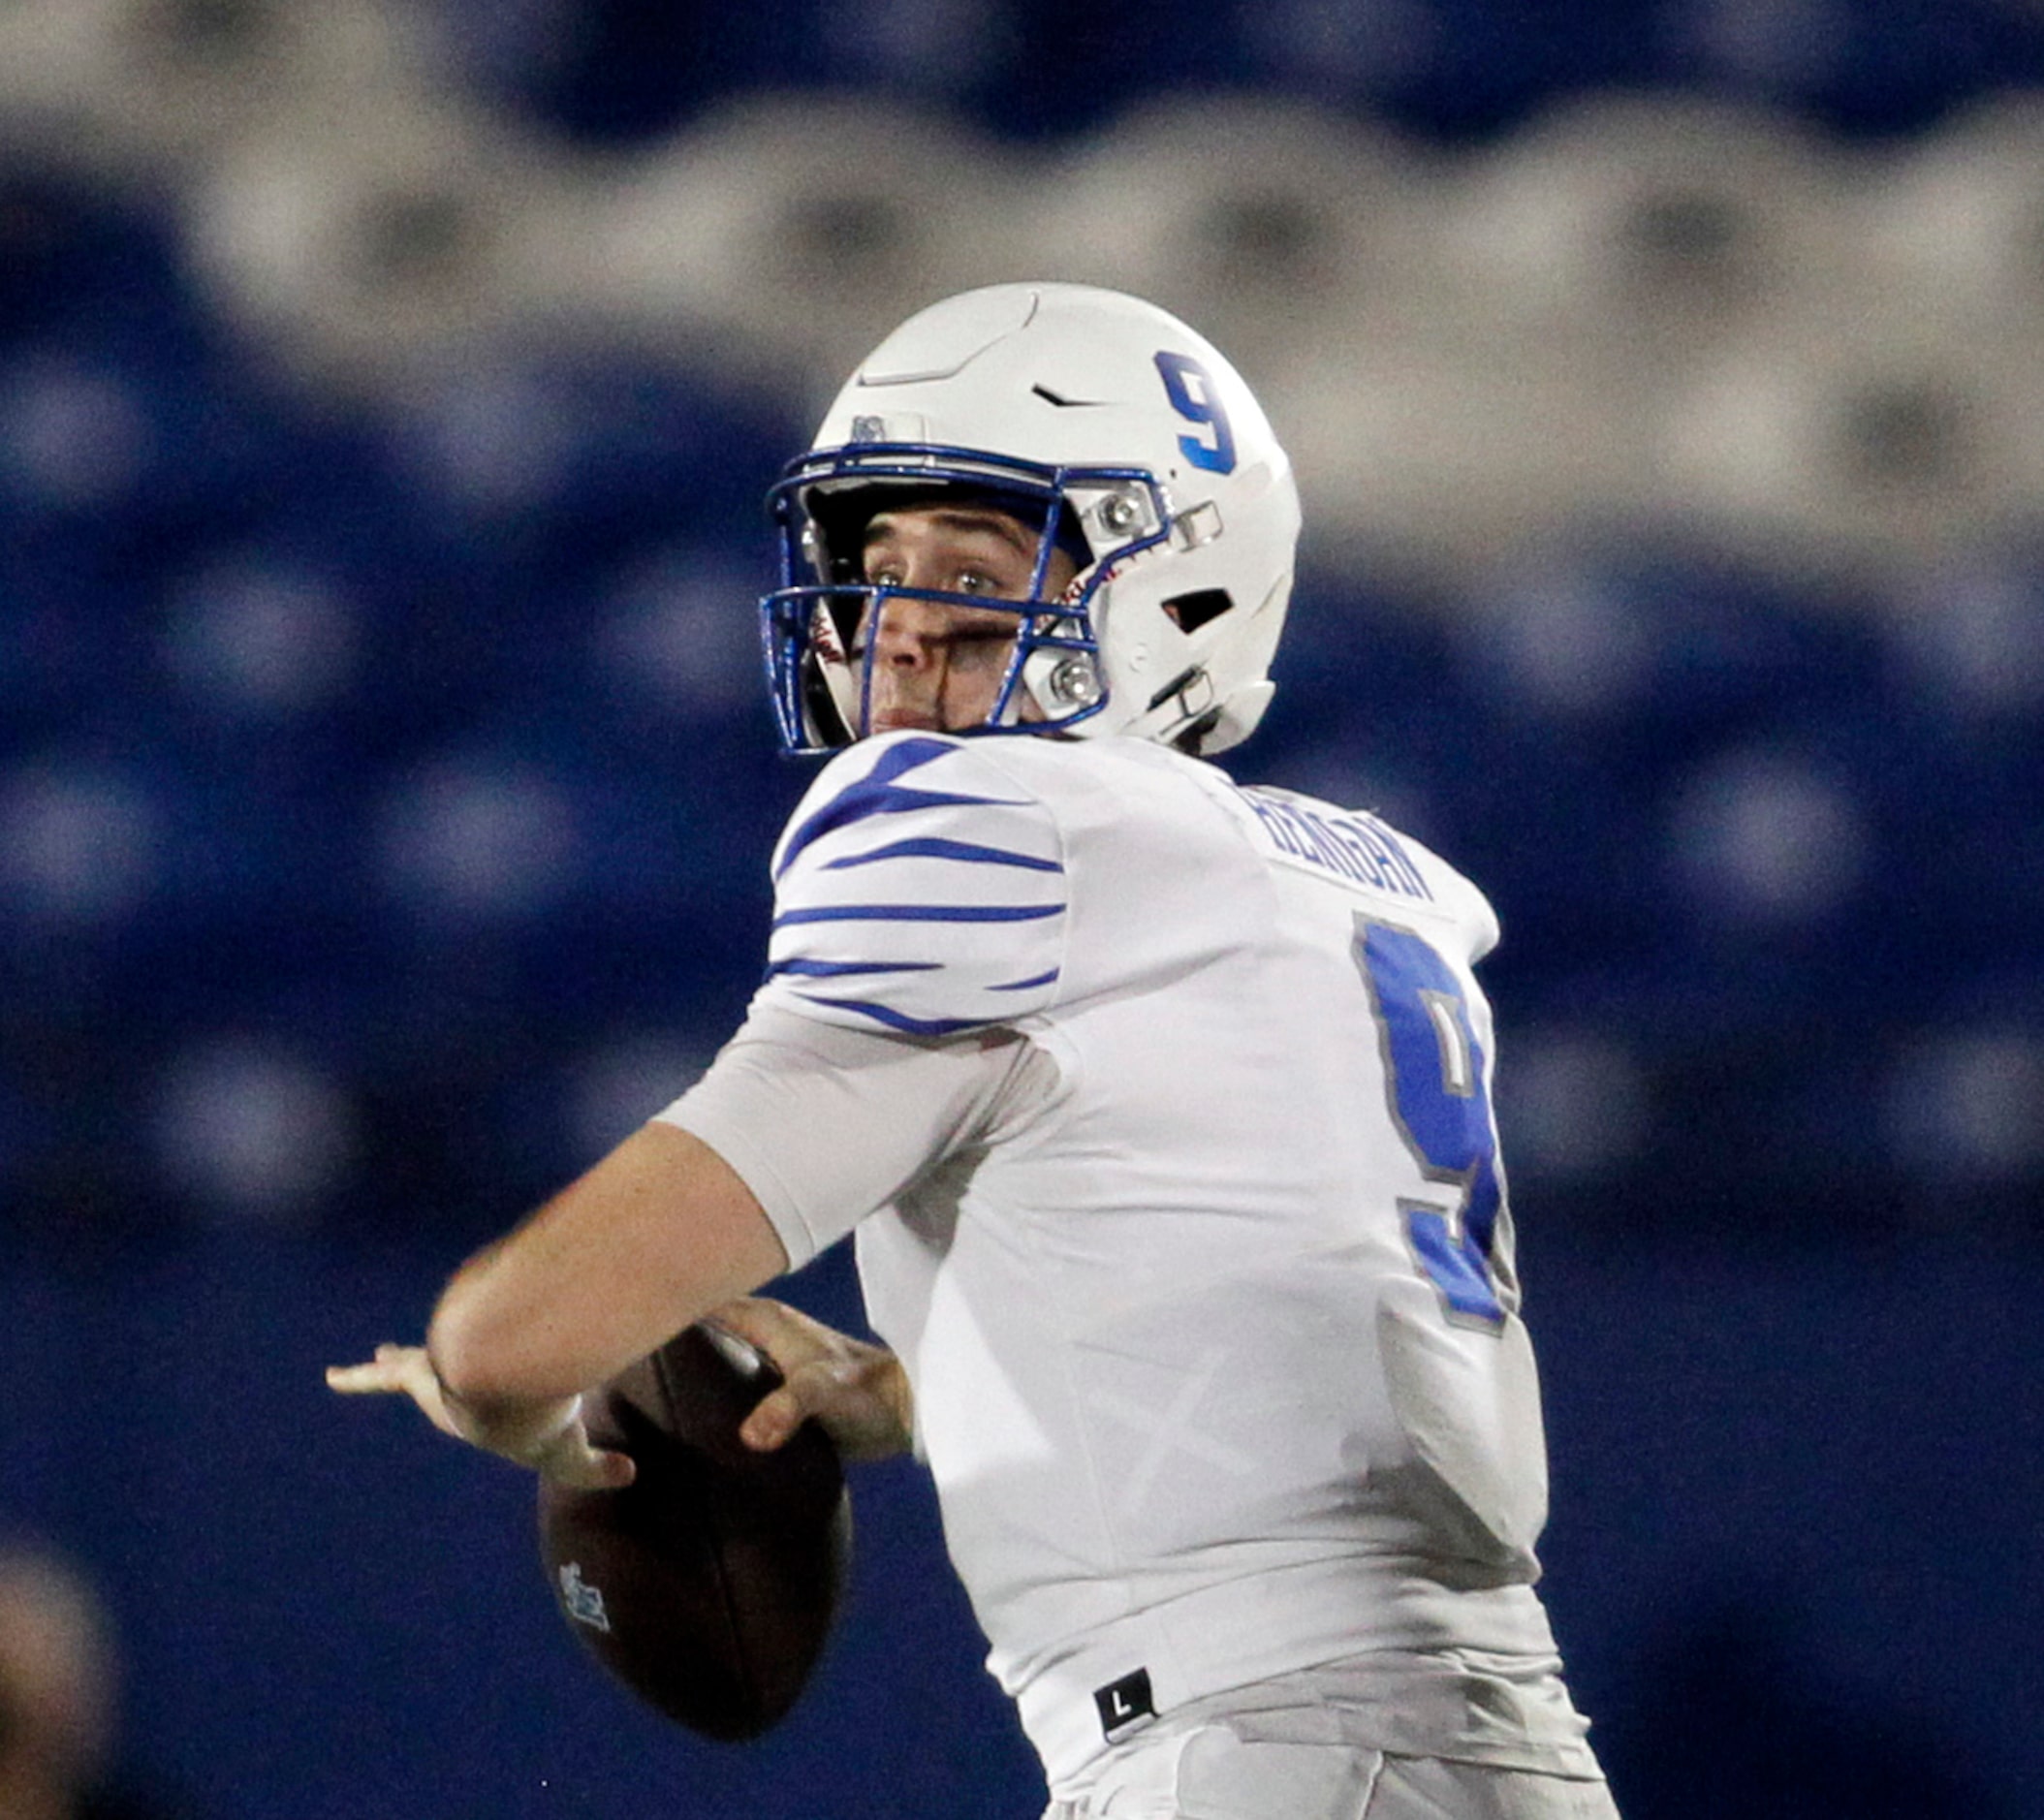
[664, 731, 1597, 1791]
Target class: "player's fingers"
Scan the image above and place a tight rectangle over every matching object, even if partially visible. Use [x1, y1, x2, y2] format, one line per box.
[704, 1299, 816, 1370]
[544, 1439, 639, 1491]
[531, 1408, 638, 1488]
[325, 1362, 387, 1393]
[326, 1345, 470, 1442]
[752, 1360, 907, 1459]
[325, 1341, 421, 1398]
[738, 1382, 806, 1452]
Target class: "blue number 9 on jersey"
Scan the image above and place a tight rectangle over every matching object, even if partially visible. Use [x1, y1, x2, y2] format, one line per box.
[1352, 917, 1507, 1330]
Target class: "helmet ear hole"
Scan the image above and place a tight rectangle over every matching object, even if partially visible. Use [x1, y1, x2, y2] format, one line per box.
[1163, 588, 1234, 634]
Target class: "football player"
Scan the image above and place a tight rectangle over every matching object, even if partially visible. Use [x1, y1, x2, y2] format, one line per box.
[332, 284, 1619, 1819]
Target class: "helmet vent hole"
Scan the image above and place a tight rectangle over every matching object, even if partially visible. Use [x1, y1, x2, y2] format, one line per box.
[1163, 589, 1234, 634]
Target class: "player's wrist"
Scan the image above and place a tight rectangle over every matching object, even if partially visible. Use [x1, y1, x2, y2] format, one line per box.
[429, 1353, 583, 1463]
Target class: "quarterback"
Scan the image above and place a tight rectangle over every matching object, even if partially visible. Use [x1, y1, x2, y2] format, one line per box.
[332, 284, 1619, 1819]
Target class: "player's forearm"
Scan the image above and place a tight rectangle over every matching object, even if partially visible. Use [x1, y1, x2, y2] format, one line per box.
[427, 1122, 790, 1409]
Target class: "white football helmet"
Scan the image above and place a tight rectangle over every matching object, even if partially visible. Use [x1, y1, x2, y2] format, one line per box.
[761, 282, 1302, 755]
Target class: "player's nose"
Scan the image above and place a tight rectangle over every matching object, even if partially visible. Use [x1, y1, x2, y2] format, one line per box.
[870, 597, 951, 668]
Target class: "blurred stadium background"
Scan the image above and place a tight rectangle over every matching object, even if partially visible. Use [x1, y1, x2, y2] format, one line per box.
[1, 0, 2040, 1814]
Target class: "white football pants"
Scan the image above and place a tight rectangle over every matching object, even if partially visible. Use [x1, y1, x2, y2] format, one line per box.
[1042, 1731, 1621, 1820]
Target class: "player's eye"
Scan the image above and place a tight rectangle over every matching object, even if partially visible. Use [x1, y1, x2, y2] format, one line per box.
[958, 566, 1025, 598]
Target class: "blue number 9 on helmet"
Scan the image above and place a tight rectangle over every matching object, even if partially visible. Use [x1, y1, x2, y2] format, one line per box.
[761, 283, 1303, 756]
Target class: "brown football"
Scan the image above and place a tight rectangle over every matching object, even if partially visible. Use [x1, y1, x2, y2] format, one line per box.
[536, 1322, 851, 1740]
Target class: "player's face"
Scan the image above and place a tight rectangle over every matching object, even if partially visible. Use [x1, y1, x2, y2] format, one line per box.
[858, 505, 1080, 736]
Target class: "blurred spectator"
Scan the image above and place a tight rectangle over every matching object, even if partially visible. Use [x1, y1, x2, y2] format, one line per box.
[0, 1544, 179, 1820]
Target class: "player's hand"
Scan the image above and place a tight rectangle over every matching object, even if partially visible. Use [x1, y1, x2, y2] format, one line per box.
[326, 1343, 635, 1490]
[706, 1299, 914, 1462]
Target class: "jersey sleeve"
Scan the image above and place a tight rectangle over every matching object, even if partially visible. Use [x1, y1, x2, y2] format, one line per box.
[656, 1004, 1060, 1269]
[758, 734, 1067, 1038]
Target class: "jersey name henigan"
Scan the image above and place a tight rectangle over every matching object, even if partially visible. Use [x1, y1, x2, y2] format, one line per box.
[757, 732, 1571, 1782]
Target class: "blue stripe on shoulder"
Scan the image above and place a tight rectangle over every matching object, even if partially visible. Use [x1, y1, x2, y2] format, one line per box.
[795, 995, 987, 1038]
[773, 901, 1063, 929]
[824, 836, 1063, 874]
[776, 737, 1029, 881]
[766, 957, 942, 980]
